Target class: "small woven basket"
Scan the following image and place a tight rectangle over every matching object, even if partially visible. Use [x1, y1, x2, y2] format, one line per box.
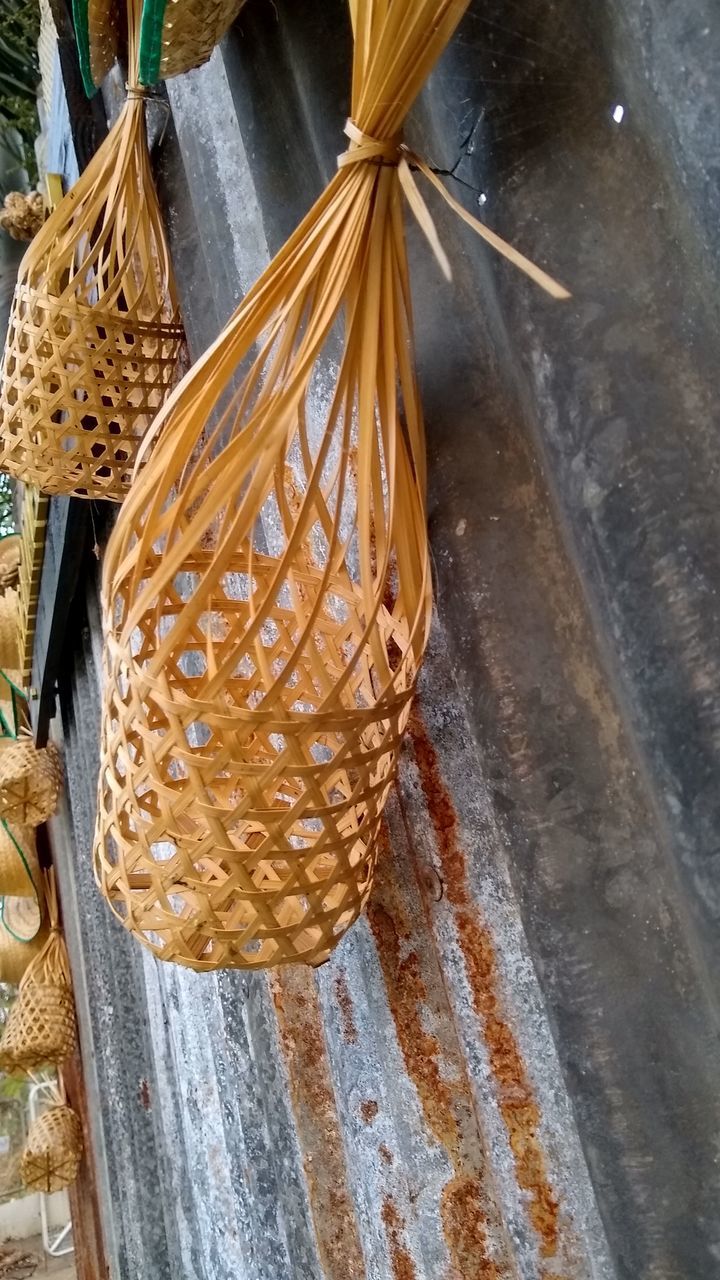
[0, 740, 62, 826]
[21, 1104, 83, 1194]
[0, 534, 21, 591]
[0, 591, 20, 671]
[0, 0, 184, 502]
[138, 0, 245, 84]
[0, 875, 76, 1072]
[0, 821, 39, 897]
[0, 895, 47, 985]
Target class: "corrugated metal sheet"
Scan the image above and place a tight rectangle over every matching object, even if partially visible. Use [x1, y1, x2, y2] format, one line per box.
[39, 0, 720, 1275]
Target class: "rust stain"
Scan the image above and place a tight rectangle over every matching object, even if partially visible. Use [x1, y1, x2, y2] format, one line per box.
[334, 971, 359, 1044]
[271, 967, 366, 1280]
[360, 1099, 379, 1124]
[379, 1143, 394, 1165]
[381, 1197, 417, 1280]
[138, 1079, 151, 1111]
[408, 711, 561, 1263]
[368, 841, 505, 1278]
[442, 1175, 503, 1280]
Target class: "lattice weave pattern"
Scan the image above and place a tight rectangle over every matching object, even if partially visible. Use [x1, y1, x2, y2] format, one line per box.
[0, 932, 76, 1072]
[140, 0, 245, 83]
[21, 1105, 83, 1194]
[92, 0, 485, 971]
[0, 22, 184, 501]
[0, 741, 62, 826]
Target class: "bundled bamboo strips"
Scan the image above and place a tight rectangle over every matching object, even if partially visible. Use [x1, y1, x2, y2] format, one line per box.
[21, 1103, 83, 1193]
[0, 0, 184, 502]
[95, 0, 565, 970]
[139, 0, 246, 85]
[0, 874, 76, 1073]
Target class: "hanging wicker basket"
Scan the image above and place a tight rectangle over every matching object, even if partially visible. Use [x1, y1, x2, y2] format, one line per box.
[138, 0, 245, 85]
[0, 821, 39, 897]
[0, 875, 76, 1073]
[0, 534, 21, 591]
[21, 1104, 83, 1194]
[0, 591, 20, 672]
[0, 740, 62, 826]
[0, 895, 47, 985]
[0, 0, 184, 502]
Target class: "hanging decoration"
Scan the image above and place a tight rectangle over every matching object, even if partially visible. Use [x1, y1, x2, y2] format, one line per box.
[0, 0, 184, 502]
[95, 0, 567, 970]
[21, 1102, 83, 1194]
[0, 738, 62, 826]
[0, 820, 39, 897]
[0, 873, 76, 1073]
[0, 893, 47, 985]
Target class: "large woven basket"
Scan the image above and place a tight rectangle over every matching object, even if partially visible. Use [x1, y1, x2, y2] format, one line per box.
[0, 876, 76, 1073]
[0, 896, 47, 985]
[0, 591, 20, 671]
[0, 740, 62, 826]
[21, 1104, 83, 1194]
[0, 821, 39, 897]
[138, 0, 245, 84]
[0, 534, 21, 591]
[0, 15, 184, 503]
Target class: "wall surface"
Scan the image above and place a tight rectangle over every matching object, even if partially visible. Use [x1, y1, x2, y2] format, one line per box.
[38, 1, 720, 1278]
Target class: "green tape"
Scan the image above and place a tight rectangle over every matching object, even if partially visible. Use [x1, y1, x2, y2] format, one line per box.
[72, 0, 98, 98]
[139, 0, 169, 86]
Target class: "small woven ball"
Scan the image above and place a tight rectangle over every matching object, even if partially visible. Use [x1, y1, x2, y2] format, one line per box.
[21, 1104, 83, 1193]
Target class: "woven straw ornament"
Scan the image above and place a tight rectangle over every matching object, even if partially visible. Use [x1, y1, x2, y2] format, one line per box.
[0, 893, 47, 985]
[0, 0, 184, 502]
[138, 0, 246, 85]
[0, 873, 76, 1073]
[0, 590, 20, 671]
[0, 821, 39, 897]
[0, 738, 62, 826]
[0, 535, 21, 591]
[21, 1104, 83, 1194]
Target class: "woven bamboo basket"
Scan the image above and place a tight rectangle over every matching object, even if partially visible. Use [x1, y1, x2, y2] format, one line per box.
[95, 0, 565, 972]
[0, 895, 47, 985]
[0, 591, 20, 671]
[21, 1104, 83, 1194]
[0, 875, 76, 1072]
[138, 0, 245, 84]
[0, 0, 184, 502]
[0, 534, 21, 591]
[0, 739, 62, 826]
[73, 0, 123, 96]
[0, 821, 39, 897]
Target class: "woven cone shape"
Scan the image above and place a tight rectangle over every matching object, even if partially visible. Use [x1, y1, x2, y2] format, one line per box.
[93, 0, 488, 971]
[21, 1104, 83, 1194]
[0, 740, 62, 826]
[0, 822, 39, 897]
[0, 875, 76, 1072]
[139, 0, 246, 85]
[74, 0, 123, 95]
[0, 0, 184, 501]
